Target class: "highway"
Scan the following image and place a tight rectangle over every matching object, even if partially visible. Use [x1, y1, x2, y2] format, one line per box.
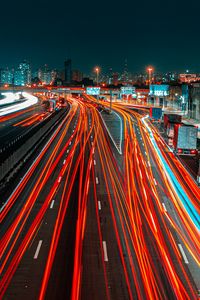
[0, 95, 199, 300]
[0, 93, 46, 163]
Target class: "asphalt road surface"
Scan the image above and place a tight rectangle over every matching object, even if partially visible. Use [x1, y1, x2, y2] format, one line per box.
[0, 96, 199, 300]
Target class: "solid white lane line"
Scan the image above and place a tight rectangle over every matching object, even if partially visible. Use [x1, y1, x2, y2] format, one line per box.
[34, 240, 43, 259]
[103, 241, 108, 262]
[162, 203, 167, 212]
[50, 200, 55, 209]
[94, 160, 96, 165]
[98, 201, 101, 210]
[178, 244, 189, 264]
[96, 177, 99, 184]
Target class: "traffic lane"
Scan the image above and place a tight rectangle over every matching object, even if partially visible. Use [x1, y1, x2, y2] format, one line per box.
[3, 162, 72, 300]
[118, 114, 198, 298]
[0, 108, 74, 234]
[0, 108, 70, 208]
[147, 121, 199, 204]
[100, 105, 199, 297]
[80, 108, 130, 299]
[134, 121, 200, 295]
[43, 109, 91, 299]
[0, 106, 45, 151]
[44, 150, 81, 300]
[93, 128, 134, 299]
[0, 105, 42, 128]
[1, 108, 80, 297]
[146, 149, 200, 292]
[2, 110, 83, 299]
[0, 108, 79, 266]
[80, 174, 109, 300]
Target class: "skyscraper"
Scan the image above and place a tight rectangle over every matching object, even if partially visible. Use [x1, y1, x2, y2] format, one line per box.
[0, 68, 14, 85]
[121, 59, 129, 84]
[64, 59, 72, 84]
[38, 65, 57, 85]
[14, 60, 31, 86]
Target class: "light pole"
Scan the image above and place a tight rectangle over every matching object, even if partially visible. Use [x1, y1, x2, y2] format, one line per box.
[147, 67, 153, 86]
[147, 66, 154, 106]
[95, 67, 99, 86]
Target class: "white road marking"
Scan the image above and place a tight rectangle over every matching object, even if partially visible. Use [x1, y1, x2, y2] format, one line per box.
[96, 177, 99, 184]
[50, 200, 55, 209]
[69, 141, 71, 145]
[162, 203, 167, 212]
[178, 244, 189, 264]
[63, 159, 66, 165]
[103, 241, 108, 262]
[94, 160, 96, 165]
[98, 201, 101, 210]
[153, 178, 157, 185]
[67, 149, 69, 153]
[34, 240, 43, 259]
[58, 176, 62, 183]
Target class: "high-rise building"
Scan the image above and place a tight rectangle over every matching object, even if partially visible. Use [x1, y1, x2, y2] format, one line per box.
[122, 59, 129, 84]
[0, 68, 14, 85]
[179, 73, 199, 83]
[37, 65, 57, 85]
[113, 72, 119, 86]
[64, 59, 72, 84]
[14, 60, 31, 86]
[72, 70, 83, 82]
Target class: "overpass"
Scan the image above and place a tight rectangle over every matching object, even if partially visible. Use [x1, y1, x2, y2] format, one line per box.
[0, 86, 121, 96]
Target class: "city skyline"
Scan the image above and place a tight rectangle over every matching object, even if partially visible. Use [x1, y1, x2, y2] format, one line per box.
[1, 58, 200, 76]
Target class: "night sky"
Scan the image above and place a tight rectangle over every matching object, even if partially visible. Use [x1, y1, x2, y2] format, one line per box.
[0, 0, 200, 74]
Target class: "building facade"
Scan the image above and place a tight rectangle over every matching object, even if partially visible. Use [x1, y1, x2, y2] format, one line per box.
[64, 59, 72, 84]
[14, 61, 31, 86]
[189, 83, 200, 120]
[0, 68, 14, 85]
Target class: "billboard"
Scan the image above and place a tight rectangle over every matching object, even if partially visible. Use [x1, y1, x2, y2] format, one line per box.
[150, 85, 169, 96]
[86, 87, 100, 95]
[121, 87, 136, 95]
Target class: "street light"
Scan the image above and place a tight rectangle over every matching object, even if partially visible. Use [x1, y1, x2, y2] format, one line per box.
[95, 67, 100, 86]
[147, 67, 153, 86]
